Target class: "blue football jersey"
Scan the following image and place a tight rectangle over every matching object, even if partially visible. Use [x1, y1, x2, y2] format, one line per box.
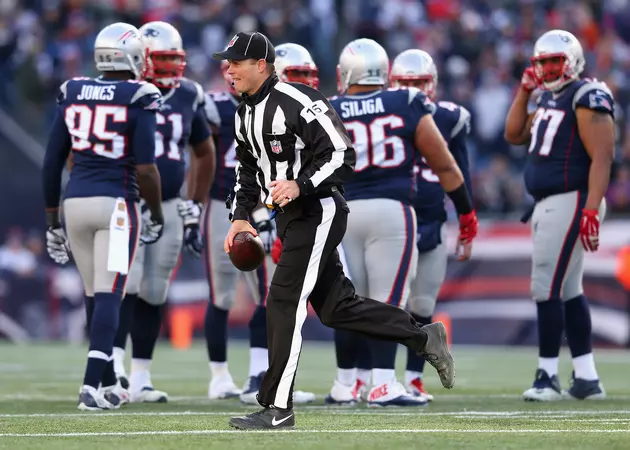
[414, 101, 472, 223]
[43, 76, 162, 208]
[204, 91, 240, 202]
[156, 77, 211, 201]
[524, 79, 614, 200]
[330, 87, 433, 204]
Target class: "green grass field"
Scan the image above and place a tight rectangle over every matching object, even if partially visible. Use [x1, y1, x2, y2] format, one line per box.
[0, 341, 628, 449]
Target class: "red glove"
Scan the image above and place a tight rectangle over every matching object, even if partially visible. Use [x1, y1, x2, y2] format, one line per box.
[271, 237, 283, 264]
[458, 210, 478, 244]
[521, 67, 540, 93]
[579, 209, 600, 252]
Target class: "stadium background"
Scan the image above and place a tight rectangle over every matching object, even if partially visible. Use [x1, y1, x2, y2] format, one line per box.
[0, 0, 629, 348]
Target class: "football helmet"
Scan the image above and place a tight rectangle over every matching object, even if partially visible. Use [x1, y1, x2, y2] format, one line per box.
[337, 38, 389, 94]
[390, 49, 438, 99]
[94, 22, 145, 78]
[531, 29, 585, 92]
[139, 21, 186, 88]
[274, 43, 319, 89]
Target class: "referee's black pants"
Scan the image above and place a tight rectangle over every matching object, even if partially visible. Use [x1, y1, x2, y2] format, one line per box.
[257, 190, 428, 410]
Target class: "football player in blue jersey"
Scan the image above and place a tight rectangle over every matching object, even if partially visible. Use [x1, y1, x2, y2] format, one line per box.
[324, 39, 477, 407]
[505, 29, 613, 401]
[111, 21, 216, 403]
[202, 55, 314, 405]
[42, 22, 164, 410]
[390, 48, 473, 402]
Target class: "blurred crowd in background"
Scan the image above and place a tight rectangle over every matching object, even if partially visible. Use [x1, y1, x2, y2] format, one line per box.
[1, 0, 630, 220]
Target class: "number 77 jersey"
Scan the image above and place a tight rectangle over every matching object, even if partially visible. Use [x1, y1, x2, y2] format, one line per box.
[329, 87, 434, 203]
[524, 79, 614, 201]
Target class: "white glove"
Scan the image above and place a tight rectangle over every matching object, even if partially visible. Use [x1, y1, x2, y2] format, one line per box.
[177, 199, 203, 226]
[255, 219, 277, 254]
[46, 228, 70, 265]
[140, 217, 164, 245]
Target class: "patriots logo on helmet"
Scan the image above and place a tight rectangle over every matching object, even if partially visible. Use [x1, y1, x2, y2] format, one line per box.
[144, 28, 160, 38]
[270, 140, 283, 154]
[227, 35, 239, 48]
[276, 49, 287, 57]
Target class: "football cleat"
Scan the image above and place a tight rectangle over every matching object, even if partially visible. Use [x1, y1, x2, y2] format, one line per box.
[408, 377, 434, 402]
[324, 380, 358, 406]
[77, 385, 115, 411]
[130, 386, 168, 403]
[118, 376, 130, 390]
[208, 373, 242, 400]
[523, 368, 563, 402]
[367, 380, 428, 407]
[100, 381, 130, 408]
[353, 379, 369, 402]
[563, 371, 606, 400]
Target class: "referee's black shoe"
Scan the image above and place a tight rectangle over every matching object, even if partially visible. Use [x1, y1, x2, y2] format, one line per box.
[229, 407, 295, 430]
[405, 322, 455, 389]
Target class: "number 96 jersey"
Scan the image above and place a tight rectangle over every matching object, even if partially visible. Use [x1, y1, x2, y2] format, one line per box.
[329, 87, 433, 204]
[524, 79, 614, 201]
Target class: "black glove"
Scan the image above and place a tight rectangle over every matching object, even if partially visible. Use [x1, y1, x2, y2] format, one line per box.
[255, 219, 277, 254]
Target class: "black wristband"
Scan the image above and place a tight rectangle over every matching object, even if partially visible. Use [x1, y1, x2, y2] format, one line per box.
[446, 183, 473, 216]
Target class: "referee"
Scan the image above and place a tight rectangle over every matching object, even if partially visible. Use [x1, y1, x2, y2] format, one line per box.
[215, 32, 459, 430]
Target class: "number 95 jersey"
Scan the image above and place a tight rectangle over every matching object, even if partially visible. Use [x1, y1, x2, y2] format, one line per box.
[524, 79, 614, 201]
[329, 87, 434, 204]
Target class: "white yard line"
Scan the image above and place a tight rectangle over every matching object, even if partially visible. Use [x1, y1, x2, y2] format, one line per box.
[1, 429, 630, 437]
[2, 410, 630, 419]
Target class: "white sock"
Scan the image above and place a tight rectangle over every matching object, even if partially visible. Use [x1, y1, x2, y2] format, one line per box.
[336, 368, 356, 386]
[538, 357, 559, 377]
[573, 353, 598, 381]
[405, 370, 422, 386]
[112, 347, 126, 376]
[210, 361, 228, 378]
[357, 368, 371, 386]
[249, 348, 269, 377]
[371, 368, 395, 387]
[130, 358, 152, 387]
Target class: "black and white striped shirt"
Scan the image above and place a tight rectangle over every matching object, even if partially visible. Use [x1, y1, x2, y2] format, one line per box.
[229, 74, 356, 221]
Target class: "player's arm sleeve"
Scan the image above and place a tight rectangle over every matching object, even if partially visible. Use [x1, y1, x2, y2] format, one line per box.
[450, 106, 473, 195]
[42, 103, 72, 210]
[572, 81, 615, 117]
[189, 104, 212, 146]
[275, 84, 354, 196]
[130, 82, 163, 164]
[204, 93, 222, 128]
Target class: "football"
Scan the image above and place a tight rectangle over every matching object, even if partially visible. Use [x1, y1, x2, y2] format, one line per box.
[229, 231, 265, 271]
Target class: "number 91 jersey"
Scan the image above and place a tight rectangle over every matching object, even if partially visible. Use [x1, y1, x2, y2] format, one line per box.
[524, 79, 614, 201]
[155, 78, 211, 201]
[329, 87, 433, 204]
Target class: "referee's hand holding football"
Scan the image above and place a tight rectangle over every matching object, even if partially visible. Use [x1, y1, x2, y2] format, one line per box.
[270, 180, 300, 208]
[224, 220, 258, 253]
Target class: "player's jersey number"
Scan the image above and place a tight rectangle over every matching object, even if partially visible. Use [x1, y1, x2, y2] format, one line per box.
[344, 115, 406, 172]
[155, 113, 183, 160]
[65, 105, 127, 159]
[529, 108, 565, 156]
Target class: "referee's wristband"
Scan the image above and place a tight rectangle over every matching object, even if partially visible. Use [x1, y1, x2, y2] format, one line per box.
[446, 183, 473, 216]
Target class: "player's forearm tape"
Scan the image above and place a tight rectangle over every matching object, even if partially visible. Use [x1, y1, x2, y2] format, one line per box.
[446, 183, 473, 215]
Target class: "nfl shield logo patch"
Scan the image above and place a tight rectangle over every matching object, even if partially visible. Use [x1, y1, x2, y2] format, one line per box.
[270, 140, 282, 154]
[227, 35, 239, 48]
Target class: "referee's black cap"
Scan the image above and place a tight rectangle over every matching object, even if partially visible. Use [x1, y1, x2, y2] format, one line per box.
[212, 32, 276, 63]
